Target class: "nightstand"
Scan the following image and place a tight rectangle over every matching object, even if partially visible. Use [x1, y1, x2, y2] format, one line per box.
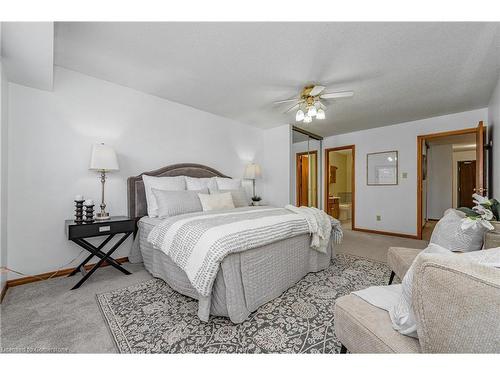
[65, 216, 135, 290]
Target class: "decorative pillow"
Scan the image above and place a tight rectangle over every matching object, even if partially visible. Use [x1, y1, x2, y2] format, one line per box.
[142, 175, 186, 217]
[215, 177, 242, 190]
[389, 243, 450, 338]
[152, 188, 207, 218]
[198, 192, 235, 211]
[209, 188, 248, 207]
[430, 209, 487, 252]
[185, 176, 217, 191]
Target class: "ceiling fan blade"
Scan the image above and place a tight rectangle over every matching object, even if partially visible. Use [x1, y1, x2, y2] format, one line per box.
[309, 85, 326, 96]
[284, 102, 302, 113]
[274, 98, 300, 105]
[320, 91, 354, 99]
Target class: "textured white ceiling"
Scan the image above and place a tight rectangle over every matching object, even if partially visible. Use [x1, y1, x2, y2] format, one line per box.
[54, 22, 500, 136]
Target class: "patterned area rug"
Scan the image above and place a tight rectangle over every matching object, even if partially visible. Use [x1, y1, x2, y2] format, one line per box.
[97, 254, 391, 353]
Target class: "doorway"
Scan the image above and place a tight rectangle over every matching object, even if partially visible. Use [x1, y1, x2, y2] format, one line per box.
[296, 151, 318, 207]
[417, 122, 486, 240]
[325, 145, 355, 230]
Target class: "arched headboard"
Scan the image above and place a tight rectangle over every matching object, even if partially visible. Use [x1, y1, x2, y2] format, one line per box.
[127, 163, 230, 221]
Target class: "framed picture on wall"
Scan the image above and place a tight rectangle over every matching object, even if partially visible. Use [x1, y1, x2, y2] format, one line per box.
[367, 151, 398, 185]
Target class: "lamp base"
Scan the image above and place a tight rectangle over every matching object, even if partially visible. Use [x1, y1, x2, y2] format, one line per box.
[95, 212, 110, 221]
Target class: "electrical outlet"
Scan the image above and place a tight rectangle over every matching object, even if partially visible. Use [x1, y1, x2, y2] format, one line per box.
[402, 172, 408, 179]
[376, 215, 381, 221]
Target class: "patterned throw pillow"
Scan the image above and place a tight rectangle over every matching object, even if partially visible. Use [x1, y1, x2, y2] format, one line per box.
[430, 209, 488, 252]
[152, 188, 208, 218]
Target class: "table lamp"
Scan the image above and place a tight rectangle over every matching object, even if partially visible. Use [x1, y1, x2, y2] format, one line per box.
[89, 143, 119, 220]
[243, 163, 261, 198]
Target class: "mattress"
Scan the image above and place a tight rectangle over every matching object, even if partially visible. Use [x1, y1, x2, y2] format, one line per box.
[130, 215, 335, 323]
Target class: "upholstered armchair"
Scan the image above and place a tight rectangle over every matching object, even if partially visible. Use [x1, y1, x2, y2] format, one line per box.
[334, 252, 500, 353]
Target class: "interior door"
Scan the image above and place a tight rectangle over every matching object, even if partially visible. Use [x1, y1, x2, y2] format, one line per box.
[458, 160, 476, 207]
[476, 121, 486, 196]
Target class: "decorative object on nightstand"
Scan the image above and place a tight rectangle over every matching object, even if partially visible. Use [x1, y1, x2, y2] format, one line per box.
[251, 196, 262, 206]
[74, 195, 85, 224]
[65, 216, 134, 290]
[244, 163, 262, 202]
[83, 199, 95, 223]
[89, 143, 119, 221]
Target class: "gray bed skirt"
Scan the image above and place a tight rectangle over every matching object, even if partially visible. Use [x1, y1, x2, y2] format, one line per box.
[129, 217, 335, 323]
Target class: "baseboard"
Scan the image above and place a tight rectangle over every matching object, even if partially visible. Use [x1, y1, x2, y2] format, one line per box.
[4, 257, 129, 289]
[353, 227, 419, 239]
[0, 283, 7, 304]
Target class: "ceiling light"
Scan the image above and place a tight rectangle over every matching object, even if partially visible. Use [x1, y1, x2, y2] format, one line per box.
[303, 115, 312, 123]
[316, 108, 326, 120]
[307, 106, 317, 117]
[295, 109, 305, 122]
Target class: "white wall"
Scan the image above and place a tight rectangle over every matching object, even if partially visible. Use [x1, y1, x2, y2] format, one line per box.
[6, 67, 273, 279]
[322, 108, 487, 236]
[0, 34, 9, 293]
[488, 75, 500, 200]
[427, 144, 453, 219]
[262, 124, 292, 207]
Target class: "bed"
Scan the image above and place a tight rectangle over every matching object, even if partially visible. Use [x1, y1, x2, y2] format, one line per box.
[127, 163, 335, 323]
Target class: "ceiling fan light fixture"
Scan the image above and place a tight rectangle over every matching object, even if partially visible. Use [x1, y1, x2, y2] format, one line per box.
[307, 106, 317, 118]
[303, 115, 312, 123]
[295, 109, 305, 122]
[316, 108, 326, 120]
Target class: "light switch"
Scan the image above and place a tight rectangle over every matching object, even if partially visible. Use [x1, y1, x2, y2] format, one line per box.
[402, 172, 408, 179]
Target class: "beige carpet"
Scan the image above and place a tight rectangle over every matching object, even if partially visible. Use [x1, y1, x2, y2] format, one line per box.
[336, 229, 428, 263]
[1, 229, 427, 353]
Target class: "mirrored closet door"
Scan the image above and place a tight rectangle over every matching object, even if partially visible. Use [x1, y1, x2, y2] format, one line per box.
[292, 127, 323, 208]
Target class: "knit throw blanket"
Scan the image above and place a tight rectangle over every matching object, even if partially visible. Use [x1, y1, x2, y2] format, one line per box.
[148, 206, 342, 297]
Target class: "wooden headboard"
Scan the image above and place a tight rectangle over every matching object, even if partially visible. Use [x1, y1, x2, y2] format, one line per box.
[127, 163, 230, 221]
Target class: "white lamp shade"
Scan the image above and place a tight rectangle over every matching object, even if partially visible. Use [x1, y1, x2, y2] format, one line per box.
[316, 108, 326, 119]
[295, 109, 305, 122]
[243, 163, 261, 179]
[307, 106, 317, 117]
[89, 143, 119, 171]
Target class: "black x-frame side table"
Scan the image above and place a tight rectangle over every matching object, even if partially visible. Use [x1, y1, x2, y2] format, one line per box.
[65, 216, 135, 290]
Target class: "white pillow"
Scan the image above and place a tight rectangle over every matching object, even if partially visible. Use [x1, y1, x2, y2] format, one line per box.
[389, 243, 450, 338]
[430, 209, 488, 252]
[215, 177, 242, 190]
[185, 176, 217, 191]
[198, 192, 235, 211]
[209, 188, 248, 207]
[142, 175, 186, 217]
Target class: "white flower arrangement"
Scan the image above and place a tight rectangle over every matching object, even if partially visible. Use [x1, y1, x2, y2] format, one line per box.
[458, 194, 499, 231]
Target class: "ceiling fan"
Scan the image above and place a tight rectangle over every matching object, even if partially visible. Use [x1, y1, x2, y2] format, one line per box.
[274, 85, 354, 123]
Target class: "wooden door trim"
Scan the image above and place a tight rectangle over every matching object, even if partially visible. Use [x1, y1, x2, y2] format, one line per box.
[416, 126, 480, 240]
[324, 145, 355, 230]
[296, 150, 318, 207]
